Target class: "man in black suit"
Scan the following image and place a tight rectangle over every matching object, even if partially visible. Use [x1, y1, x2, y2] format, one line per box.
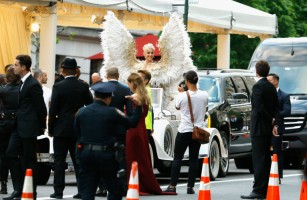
[95, 67, 132, 197]
[267, 73, 291, 183]
[48, 58, 93, 199]
[4, 55, 47, 200]
[241, 60, 280, 199]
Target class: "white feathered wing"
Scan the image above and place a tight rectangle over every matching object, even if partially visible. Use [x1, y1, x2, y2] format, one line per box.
[100, 11, 195, 115]
[153, 13, 196, 114]
[100, 11, 139, 80]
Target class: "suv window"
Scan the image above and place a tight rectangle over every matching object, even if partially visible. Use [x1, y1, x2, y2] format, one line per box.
[244, 76, 257, 96]
[232, 76, 248, 94]
[198, 77, 220, 103]
[224, 77, 236, 100]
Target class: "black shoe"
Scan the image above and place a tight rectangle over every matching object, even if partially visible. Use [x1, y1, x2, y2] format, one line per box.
[3, 191, 22, 200]
[50, 193, 63, 199]
[279, 178, 281, 184]
[187, 187, 195, 194]
[95, 189, 107, 197]
[73, 193, 82, 199]
[241, 192, 265, 199]
[164, 185, 176, 193]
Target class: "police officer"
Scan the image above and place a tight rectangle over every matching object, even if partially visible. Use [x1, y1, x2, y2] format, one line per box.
[74, 82, 142, 200]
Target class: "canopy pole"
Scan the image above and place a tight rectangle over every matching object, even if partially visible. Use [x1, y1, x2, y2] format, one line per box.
[183, 0, 189, 30]
[39, 4, 57, 88]
[217, 34, 230, 69]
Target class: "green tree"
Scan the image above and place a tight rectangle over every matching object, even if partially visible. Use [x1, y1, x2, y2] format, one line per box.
[190, 0, 307, 69]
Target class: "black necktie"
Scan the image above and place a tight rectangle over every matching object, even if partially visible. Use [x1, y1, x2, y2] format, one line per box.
[19, 80, 23, 92]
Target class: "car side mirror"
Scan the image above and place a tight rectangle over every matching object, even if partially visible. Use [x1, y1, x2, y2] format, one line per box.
[217, 100, 230, 110]
[232, 93, 248, 104]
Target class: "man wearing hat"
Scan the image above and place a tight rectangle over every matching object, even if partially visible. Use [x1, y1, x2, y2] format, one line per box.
[48, 58, 93, 199]
[74, 82, 142, 200]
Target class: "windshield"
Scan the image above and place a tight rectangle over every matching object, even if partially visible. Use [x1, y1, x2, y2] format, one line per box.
[249, 43, 307, 95]
[250, 62, 307, 95]
[251, 45, 307, 63]
[198, 76, 221, 104]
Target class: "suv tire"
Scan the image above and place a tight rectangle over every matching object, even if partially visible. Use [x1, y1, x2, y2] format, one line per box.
[209, 139, 220, 180]
[218, 131, 229, 177]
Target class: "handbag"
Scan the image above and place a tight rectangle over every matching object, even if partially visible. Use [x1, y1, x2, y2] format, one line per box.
[186, 91, 210, 144]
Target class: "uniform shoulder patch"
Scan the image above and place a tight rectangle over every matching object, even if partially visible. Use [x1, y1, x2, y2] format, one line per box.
[115, 108, 126, 117]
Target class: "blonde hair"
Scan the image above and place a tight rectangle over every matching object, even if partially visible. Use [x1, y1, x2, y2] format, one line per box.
[127, 73, 151, 106]
[143, 43, 155, 51]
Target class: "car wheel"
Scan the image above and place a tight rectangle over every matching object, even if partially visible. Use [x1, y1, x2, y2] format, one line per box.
[284, 155, 304, 169]
[164, 125, 174, 158]
[234, 156, 253, 173]
[157, 125, 173, 175]
[218, 131, 229, 177]
[36, 163, 52, 185]
[209, 139, 220, 180]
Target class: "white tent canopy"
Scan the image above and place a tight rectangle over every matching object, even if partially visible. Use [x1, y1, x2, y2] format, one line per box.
[67, 0, 278, 36]
[188, 0, 277, 35]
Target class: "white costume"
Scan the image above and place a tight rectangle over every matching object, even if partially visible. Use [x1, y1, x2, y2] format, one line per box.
[100, 11, 196, 114]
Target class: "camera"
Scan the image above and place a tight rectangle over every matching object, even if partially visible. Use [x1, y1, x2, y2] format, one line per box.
[179, 80, 188, 91]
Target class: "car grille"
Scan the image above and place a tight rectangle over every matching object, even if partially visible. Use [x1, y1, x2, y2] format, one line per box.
[284, 114, 306, 133]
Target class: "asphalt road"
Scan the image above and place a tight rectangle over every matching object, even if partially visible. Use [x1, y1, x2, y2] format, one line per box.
[0, 159, 302, 200]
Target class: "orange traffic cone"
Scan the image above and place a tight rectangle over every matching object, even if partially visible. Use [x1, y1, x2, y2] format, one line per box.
[198, 157, 211, 200]
[300, 155, 307, 200]
[126, 162, 139, 200]
[21, 169, 34, 200]
[266, 154, 280, 200]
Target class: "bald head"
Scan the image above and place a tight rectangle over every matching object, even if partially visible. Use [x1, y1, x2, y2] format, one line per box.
[91, 72, 102, 85]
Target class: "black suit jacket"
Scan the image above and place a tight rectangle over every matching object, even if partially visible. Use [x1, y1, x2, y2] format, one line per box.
[48, 76, 93, 137]
[108, 80, 132, 136]
[250, 78, 280, 137]
[277, 89, 291, 134]
[17, 75, 47, 138]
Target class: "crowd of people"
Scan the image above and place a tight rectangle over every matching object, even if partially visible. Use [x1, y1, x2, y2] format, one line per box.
[0, 47, 289, 200]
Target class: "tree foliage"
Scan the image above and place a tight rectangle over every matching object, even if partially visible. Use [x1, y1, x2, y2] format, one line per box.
[190, 0, 307, 69]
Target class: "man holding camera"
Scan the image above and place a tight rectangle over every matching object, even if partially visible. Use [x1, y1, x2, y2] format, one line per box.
[165, 70, 208, 194]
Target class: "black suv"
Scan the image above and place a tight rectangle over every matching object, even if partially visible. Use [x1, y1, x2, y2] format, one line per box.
[248, 38, 307, 168]
[197, 69, 256, 179]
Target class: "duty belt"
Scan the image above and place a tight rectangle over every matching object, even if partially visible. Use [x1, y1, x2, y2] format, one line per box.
[0, 112, 16, 120]
[82, 144, 113, 152]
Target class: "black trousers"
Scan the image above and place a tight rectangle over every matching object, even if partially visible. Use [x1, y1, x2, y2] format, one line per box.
[272, 134, 283, 178]
[6, 131, 37, 193]
[0, 135, 10, 182]
[53, 137, 79, 195]
[78, 150, 122, 200]
[251, 135, 272, 196]
[170, 132, 201, 187]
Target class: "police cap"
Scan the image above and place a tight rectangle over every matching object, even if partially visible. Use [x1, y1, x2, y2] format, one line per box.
[91, 82, 115, 97]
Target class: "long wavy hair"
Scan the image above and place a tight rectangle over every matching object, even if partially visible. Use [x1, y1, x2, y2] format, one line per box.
[127, 73, 150, 106]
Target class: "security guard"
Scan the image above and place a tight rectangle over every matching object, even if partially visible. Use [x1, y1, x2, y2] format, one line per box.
[74, 82, 142, 200]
